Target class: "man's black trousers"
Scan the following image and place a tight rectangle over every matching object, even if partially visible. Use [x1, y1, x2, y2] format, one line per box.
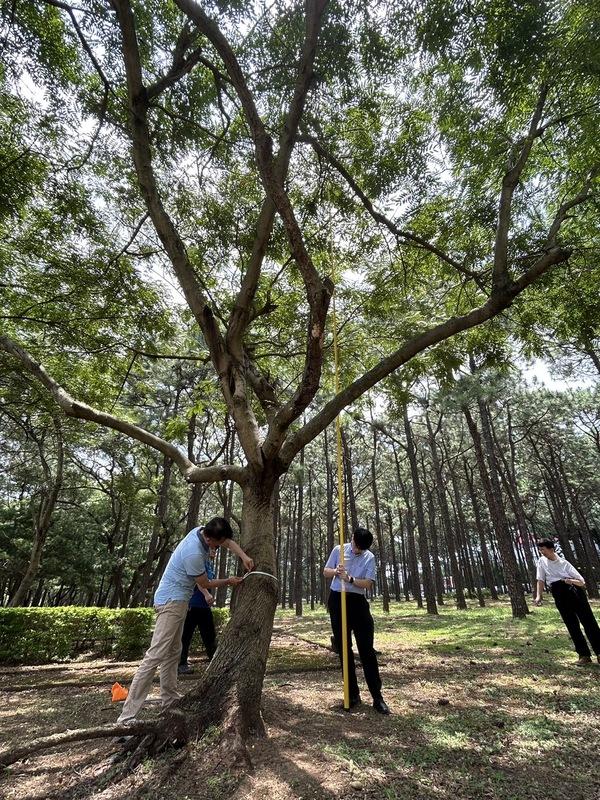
[179, 607, 217, 663]
[328, 590, 382, 701]
[550, 580, 600, 657]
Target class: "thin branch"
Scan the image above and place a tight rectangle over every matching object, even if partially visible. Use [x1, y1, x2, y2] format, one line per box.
[42, 0, 116, 97]
[299, 133, 481, 280]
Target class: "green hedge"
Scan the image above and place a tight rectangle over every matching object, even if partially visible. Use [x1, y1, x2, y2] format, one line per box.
[0, 606, 230, 664]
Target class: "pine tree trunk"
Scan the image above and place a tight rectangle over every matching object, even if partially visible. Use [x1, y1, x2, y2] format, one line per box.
[465, 401, 529, 618]
[403, 409, 437, 614]
[397, 511, 411, 601]
[425, 413, 467, 609]
[342, 429, 359, 533]
[9, 421, 64, 608]
[449, 469, 484, 607]
[130, 455, 173, 606]
[371, 430, 390, 611]
[294, 449, 305, 616]
[288, 486, 297, 609]
[424, 483, 445, 604]
[463, 459, 499, 600]
[386, 506, 402, 601]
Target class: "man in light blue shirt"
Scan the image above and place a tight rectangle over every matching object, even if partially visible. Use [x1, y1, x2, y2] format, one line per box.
[117, 517, 253, 726]
[324, 527, 390, 714]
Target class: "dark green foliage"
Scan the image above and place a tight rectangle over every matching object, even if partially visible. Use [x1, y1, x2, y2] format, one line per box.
[0, 605, 230, 664]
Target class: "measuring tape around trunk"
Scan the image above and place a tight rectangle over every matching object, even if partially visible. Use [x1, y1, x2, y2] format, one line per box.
[241, 570, 278, 582]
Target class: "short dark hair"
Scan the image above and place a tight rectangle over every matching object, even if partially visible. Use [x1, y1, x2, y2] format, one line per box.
[204, 517, 233, 540]
[536, 537, 555, 550]
[353, 527, 373, 551]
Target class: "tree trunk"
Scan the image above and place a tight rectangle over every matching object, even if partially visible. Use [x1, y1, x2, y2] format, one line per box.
[424, 482, 445, 604]
[562, 470, 600, 593]
[342, 429, 359, 533]
[9, 420, 64, 608]
[169, 479, 278, 750]
[130, 455, 173, 606]
[324, 426, 335, 554]
[448, 468, 484, 607]
[371, 429, 390, 611]
[403, 408, 437, 614]
[308, 467, 316, 610]
[465, 401, 529, 618]
[386, 506, 401, 601]
[280, 488, 292, 609]
[463, 459, 499, 600]
[425, 413, 466, 609]
[294, 449, 305, 616]
[397, 510, 410, 601]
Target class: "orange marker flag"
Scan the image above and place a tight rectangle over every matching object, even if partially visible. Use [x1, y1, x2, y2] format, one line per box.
[111, 682, 128, 702]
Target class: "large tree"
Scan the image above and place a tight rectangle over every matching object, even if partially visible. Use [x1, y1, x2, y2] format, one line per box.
[1, 0, 599, 767]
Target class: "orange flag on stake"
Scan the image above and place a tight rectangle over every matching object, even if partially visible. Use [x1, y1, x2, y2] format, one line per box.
[111, 682, 128, 702]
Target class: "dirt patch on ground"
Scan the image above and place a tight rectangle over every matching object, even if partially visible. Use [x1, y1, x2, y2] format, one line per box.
[1, 603, 600, 800]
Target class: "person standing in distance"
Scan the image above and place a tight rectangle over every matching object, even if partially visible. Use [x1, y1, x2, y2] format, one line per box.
[535, 537, 600, 666]
[117, 517, 253, 725]
[323, 527, 390, 714]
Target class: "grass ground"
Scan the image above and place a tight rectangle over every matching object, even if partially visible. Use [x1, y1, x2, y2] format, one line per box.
[1, 599, 600, 800]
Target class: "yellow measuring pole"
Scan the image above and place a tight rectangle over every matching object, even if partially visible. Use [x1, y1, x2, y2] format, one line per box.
[332, 295, 350, 710]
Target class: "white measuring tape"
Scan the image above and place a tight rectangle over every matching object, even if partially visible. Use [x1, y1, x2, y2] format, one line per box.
[242, 570, 278, 582]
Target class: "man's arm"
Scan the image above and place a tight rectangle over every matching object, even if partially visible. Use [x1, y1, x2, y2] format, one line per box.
[323, 546, 340, 578]
[196, 574, 242, 589]
[564, 577, 586, 588]
[535, 579, 545, 605]
[223, 539, 254, 572]
[327, 562, 374, 590]
[564, 562, 586, 588]
[200, 587, 215, 606]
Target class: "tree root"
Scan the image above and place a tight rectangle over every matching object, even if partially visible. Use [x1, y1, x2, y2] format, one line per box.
[0, 721, 157, 770]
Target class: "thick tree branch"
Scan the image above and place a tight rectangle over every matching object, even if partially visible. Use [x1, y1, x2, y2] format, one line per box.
[279, 244, 571, 466]
[147, 30, 233, 101]
[175, 1, 333, 444]
[0, 335, 246, 486]
[111, 0, 263, 466]
[492, 84, 548, 294]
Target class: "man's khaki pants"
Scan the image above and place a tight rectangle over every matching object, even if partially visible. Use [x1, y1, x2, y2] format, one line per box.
[117, 600, 188, 724]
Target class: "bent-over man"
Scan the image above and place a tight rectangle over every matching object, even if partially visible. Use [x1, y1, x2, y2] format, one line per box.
[117, 517, 253, 725]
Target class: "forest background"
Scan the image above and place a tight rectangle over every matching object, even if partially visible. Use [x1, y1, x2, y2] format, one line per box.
[1, 0, 600, 794]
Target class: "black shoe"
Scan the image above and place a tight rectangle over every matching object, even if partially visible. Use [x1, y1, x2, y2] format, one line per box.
[373, 698, 390, 715]
[178, 662, 194, 675]
[349, 696, 361, 709]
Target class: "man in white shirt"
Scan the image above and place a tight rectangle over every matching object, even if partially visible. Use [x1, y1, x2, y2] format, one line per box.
[324, 527, 390, 714]
[535, 537, 600, 665]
